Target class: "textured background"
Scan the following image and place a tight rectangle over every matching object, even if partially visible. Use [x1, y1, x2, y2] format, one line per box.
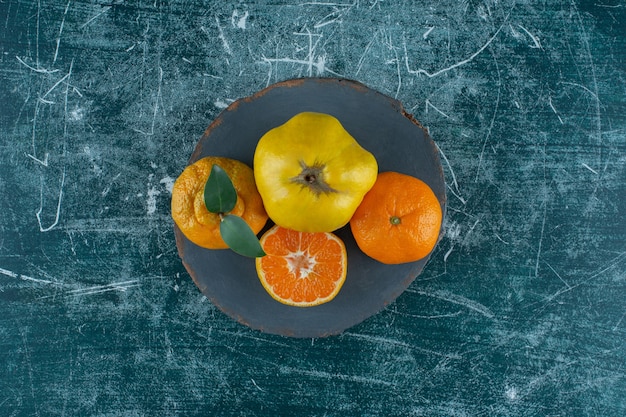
[1, 0, 625, 415]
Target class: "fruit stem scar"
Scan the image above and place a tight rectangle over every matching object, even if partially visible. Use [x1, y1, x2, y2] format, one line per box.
[390, 215, 401, 225]
[290, 160, 339, 196]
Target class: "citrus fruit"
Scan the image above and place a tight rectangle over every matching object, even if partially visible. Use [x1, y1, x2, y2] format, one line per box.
[255, 225, 348, 307]
[171, 156, 268, 249]
[254, 112, 378, 232]
[350, 171, 442, 264]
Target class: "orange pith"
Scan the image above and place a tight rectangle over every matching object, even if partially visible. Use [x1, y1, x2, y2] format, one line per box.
[171, 156, 268, 249]
[256, 225, 347, 307]
[350, 171, 442, 265]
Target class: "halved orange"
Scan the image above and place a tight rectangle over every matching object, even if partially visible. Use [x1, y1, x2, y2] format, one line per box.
[255, 225, 347, 307]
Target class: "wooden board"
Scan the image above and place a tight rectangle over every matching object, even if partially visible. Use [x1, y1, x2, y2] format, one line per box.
[176, 78, 446, 338]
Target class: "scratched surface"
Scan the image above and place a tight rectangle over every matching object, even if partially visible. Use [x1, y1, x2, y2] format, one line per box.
[1, 0, 625, 415]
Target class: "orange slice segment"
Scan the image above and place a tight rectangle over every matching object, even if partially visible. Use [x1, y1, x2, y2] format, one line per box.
[256, 225, 347, 307]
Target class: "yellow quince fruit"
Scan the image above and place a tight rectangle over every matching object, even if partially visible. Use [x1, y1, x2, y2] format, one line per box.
[253, 112, 378, 232]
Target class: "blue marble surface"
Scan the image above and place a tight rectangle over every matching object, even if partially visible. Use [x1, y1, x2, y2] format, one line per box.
[1, 0, 624, 415]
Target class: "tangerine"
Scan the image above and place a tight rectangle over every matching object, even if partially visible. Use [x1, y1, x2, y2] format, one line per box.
[350, 171, 442, 264]
[256, 225, 347, 307]
[171, 156, 268, 249]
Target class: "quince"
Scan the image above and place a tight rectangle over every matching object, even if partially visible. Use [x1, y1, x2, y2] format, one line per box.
[253, 112, 378, 232]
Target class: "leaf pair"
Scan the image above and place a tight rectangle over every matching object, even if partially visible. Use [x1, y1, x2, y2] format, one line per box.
[204, 165, 266, 258]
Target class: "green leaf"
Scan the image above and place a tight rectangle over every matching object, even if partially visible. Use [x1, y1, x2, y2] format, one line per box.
[204, 164, 237, 213]
[220, 215, 266, 258]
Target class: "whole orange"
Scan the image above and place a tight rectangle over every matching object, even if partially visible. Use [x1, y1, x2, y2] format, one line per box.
[349, 171, 442, 264]
[171, 156, 268, 249]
